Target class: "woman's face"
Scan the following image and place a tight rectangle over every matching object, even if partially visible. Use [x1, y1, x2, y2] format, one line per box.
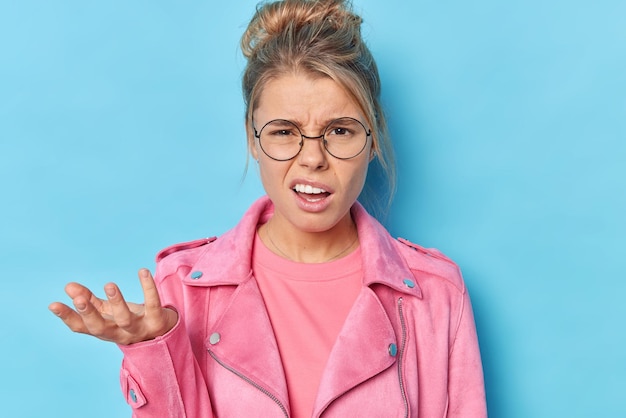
[250, 73, 372, 236]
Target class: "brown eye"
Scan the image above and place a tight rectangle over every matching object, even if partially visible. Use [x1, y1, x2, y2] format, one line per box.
[325, 118, 361, 140]
[270, 128, 297, 137]
[330, 127, 350, 136]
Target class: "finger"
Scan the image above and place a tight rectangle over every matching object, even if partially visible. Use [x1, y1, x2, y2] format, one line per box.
[72, 295, 115, 339]
[64, 282, 93, 300]
[65, 282, 110, 314]
[138, 269, 163, 315]
[104, 282, 137, 330]
[48, 302, 90, 334]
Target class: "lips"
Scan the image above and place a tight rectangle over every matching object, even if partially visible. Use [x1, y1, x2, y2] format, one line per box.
[290, 181, 333, 210]
[293, 183, 331, 200]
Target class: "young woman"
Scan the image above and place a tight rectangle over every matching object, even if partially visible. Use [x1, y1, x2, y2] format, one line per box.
[50, 1, 487, 416]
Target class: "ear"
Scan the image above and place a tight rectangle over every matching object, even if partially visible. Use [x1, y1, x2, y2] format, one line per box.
[369, 147, 376, 162]
[246, 125, 259, 161]
[249, 138, 259, 161]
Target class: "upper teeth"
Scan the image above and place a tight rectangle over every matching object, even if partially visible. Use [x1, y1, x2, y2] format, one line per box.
[295, 184, 326, 194]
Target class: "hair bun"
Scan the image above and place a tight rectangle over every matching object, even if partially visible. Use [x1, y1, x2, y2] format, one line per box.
[241, 0, 361, 60]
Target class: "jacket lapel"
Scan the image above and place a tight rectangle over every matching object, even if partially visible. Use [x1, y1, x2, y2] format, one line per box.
[205, 276, 290, 413]
[312, 286, 398, 416]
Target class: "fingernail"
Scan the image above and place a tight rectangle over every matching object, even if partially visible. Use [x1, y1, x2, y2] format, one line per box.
[75, 301, 86, 312]
[105, 287, 116, 298]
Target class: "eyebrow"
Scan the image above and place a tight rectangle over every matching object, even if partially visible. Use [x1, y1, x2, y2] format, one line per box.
[276, 117, 354, 130]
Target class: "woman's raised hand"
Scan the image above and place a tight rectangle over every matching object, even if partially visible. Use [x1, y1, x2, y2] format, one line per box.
[49, 268, 178, 345]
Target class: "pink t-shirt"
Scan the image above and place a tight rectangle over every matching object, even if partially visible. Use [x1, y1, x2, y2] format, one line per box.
[252, 232, 362, 418]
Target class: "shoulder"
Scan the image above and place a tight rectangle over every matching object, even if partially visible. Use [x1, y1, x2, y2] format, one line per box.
[156, 237, 217, 262]
[154, 237, 216, 278]
[394, 237, 466, 294]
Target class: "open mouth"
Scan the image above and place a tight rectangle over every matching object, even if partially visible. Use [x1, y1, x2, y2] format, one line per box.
[293, 183, 331, 202]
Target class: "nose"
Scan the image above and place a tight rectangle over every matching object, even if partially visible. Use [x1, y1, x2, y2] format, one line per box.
[297, 134, 328, 169]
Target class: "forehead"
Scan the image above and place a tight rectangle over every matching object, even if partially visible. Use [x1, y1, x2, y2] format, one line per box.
[254, 74, 362, 124]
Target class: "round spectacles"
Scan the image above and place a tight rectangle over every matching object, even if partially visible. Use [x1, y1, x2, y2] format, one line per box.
[253, 117, 371, 161]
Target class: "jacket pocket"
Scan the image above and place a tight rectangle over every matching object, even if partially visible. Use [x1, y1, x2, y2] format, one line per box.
[120, 367, 148, 409]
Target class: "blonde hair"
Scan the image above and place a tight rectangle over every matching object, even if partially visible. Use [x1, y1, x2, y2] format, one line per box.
[241, 0, 396, 216]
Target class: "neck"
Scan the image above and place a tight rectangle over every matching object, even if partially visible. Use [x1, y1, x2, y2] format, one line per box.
[259, 215, 359, 263]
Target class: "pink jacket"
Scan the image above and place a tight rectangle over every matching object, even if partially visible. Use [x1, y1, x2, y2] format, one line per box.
[119, 196, 487, 417]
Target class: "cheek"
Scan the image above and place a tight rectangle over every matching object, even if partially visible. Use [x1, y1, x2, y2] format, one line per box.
[257, 160, 286, 191]
[355, 165, 369, 191]
[341, 160, 370, 195]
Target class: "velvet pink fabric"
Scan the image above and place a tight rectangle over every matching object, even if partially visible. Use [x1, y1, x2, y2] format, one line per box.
[119, 196, 487, 417]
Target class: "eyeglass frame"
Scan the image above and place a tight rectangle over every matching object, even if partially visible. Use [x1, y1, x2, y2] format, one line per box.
[252, 117, 372, 161]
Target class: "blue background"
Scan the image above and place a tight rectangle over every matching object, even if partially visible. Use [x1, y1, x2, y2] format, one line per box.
[1, 0, 624, 416]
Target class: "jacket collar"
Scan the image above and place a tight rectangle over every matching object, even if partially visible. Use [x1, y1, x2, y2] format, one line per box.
[182, 196, 422, 298]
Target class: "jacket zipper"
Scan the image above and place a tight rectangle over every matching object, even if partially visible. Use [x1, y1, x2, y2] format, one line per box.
[208, 350, 289, 418]
[397, 297, 409, 418]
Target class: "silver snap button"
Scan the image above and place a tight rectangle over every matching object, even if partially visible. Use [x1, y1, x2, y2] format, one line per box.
[209, 332, 221, 345]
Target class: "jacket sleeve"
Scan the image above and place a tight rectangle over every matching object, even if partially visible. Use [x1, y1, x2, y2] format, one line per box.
[446, 290, 487, 418]
[117, 240, 215, 417]
[118, 311, 213, 418]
